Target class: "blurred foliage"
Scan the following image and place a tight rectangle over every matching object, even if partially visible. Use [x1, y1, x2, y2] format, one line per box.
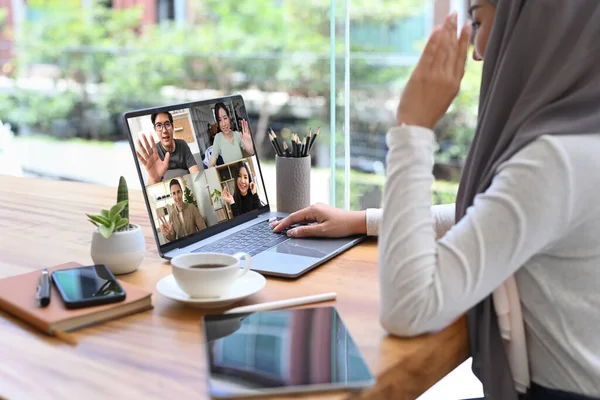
[432, 180, 459, 205]
[4, 0, 431, 136]
[334, 169, 458, 210]
[0, 9, 7, 32]
[2, 89, 79, 132]
[435, 58, 482, 165]
[3, 0, 480, 172]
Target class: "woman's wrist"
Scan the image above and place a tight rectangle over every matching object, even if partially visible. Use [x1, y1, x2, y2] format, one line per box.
[350, 210, 367, 235]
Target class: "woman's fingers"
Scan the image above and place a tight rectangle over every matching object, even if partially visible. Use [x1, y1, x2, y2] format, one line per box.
[443, 13, 459, 75]
[417, 26, 441, 71]
[286, 223, 324, 238]
[243, 120, 250, 136]
[432, 15, 453, 72]
[271, 207, 319, 233]
[455, 22, 473, 79]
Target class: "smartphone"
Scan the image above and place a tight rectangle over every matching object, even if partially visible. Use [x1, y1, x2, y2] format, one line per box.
[51, 265, 126, 309]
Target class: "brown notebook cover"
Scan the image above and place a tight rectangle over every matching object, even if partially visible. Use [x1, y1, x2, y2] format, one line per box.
[0, 262, 153, 334]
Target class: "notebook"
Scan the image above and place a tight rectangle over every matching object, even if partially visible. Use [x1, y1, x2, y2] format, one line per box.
[0, 262, 153, 335]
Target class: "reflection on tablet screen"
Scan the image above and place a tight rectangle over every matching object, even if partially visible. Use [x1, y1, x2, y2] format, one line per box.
[202, 306, 375, 399]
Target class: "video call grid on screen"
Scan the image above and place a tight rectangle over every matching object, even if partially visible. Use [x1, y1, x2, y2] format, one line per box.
[126, 97, 269, 248]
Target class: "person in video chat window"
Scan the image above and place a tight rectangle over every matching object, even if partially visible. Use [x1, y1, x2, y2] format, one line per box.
[160, 179, 206, 242]
[208, 103, 254, 167]
[221, 162, 262, 217]
[136, 111, 200, 185]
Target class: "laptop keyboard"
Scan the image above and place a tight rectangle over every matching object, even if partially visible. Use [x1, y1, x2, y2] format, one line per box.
[192, 220, 289, 256]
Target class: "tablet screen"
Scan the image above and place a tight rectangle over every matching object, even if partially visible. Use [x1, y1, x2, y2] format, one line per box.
[202, 306, 375, 399]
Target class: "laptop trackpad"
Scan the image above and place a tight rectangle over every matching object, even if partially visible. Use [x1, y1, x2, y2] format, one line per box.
[249, 238, 354, 277]
[269, 237, 354, 258]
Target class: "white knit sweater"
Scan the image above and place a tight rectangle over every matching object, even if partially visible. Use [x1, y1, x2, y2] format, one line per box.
[365, 125, 600, 396]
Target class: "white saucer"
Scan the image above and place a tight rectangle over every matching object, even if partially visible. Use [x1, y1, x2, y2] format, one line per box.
[156, 271, 266, 308]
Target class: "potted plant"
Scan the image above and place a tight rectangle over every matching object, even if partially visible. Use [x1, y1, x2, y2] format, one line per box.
[87, 176, 145, 275]
[184, 185, 198, 208]
[210, 188, 222, 207]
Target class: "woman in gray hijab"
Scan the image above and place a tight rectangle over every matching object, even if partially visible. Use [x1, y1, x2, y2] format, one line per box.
[273, 1, 600, 399]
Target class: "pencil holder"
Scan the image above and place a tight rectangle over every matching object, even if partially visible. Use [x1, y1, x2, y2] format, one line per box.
[276, 155, 311, 213]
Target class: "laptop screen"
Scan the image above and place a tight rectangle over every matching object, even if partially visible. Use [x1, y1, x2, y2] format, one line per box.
[125, 95, 269, 250]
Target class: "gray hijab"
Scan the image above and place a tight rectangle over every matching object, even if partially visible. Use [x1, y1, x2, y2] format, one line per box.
[456, 1, 600, 398]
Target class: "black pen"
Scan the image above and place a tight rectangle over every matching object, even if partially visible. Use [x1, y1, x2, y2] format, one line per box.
[36, 268, 51, 307]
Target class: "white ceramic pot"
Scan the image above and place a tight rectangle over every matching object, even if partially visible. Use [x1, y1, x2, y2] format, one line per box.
[90, 224, 145, 275]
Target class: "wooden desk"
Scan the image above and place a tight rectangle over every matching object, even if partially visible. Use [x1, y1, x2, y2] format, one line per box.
[0, 175, 468, 400]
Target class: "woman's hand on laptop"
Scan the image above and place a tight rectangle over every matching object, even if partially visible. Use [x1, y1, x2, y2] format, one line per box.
[271, 203, 366, 238]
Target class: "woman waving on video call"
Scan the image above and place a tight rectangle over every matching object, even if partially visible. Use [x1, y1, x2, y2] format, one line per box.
[273, 1, 600, 399]
[208, 103, 254, 167]
[221, 162, 262, 217]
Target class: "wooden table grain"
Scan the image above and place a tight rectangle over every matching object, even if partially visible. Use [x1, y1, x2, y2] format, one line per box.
[0, 175, 468, 400]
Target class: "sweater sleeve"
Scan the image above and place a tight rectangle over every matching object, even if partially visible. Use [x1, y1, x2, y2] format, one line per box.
[230, 202, 240, 217]
[366, 204, 455, 238]
[378, 126, 573, 337]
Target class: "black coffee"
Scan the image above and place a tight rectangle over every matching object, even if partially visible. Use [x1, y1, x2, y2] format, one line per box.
[189, 263, 228, 269]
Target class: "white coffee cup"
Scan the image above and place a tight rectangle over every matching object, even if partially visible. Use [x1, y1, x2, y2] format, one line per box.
[171, 252, 251, 298]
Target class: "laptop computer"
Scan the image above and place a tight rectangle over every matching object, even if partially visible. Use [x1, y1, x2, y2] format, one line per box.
[123, 94, 364, 278]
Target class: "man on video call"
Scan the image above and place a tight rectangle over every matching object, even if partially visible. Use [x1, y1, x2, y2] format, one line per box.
[160, 179, 206, 243]
[136, 111, 200, 185]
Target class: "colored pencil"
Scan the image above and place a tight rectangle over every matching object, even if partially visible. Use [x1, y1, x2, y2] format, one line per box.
[308, 127, 320, 153]
[269, 128, 283, 156]
[282, 141, 291, 157]
[268, 132, 281, 156]
[301, 137, 307, 157]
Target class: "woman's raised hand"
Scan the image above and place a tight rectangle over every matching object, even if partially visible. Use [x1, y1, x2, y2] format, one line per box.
[396, 13, 472, 129]
[221, 185, 234, 204]
[240, 119, 255, 155]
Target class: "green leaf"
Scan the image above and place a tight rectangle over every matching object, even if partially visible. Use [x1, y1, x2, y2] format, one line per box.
[88, 219, 99, 227]
[114, 218, 129, 231]
[100, 209, 109, 218]
[86, 214, 112, 227]
[99, 221, 115, 239]
[108, 200, 128, 220]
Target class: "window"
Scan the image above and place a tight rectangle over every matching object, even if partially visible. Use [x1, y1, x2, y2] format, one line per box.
[5, 0, 474, 209]
[156, 0, 174, 23]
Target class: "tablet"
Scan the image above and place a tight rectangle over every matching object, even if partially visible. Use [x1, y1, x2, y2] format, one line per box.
[202, 306, 375, 398]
